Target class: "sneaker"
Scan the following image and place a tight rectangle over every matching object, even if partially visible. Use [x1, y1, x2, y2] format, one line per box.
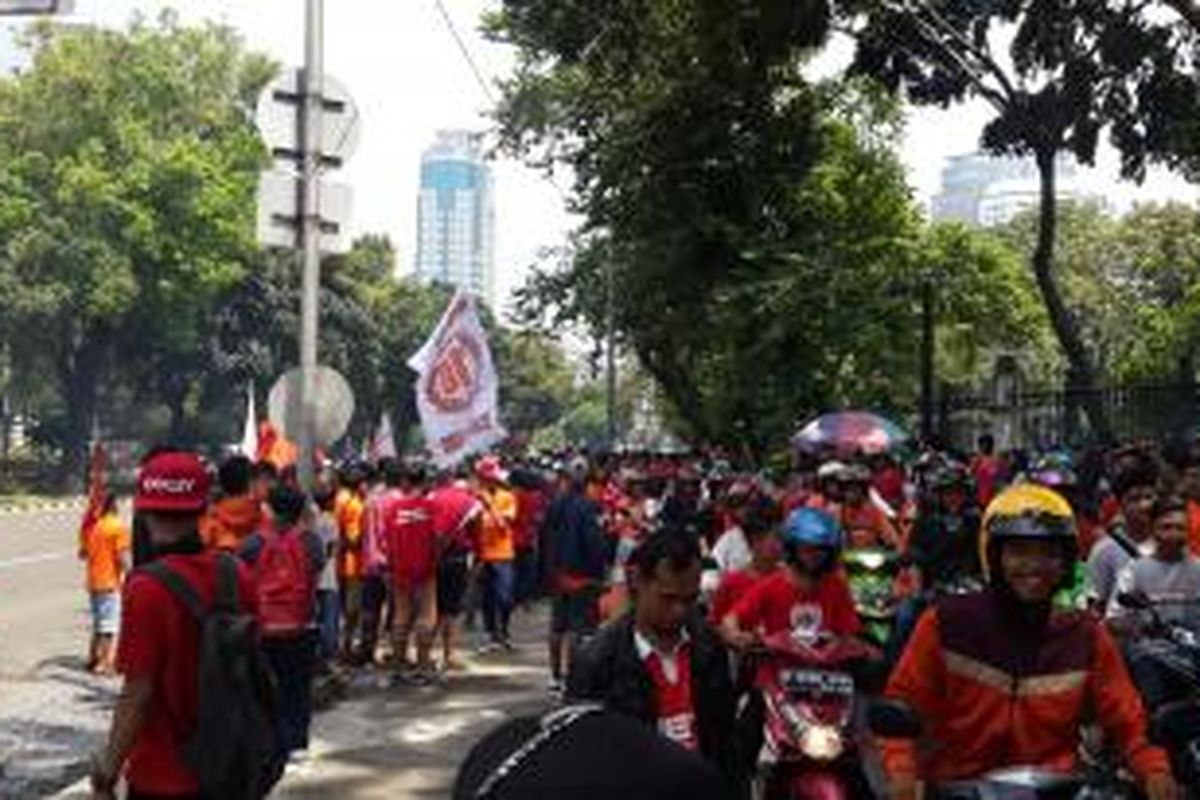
[547, 678, 564, 696]
[500, 639, 516, 654]
[476, 641, 502, 656]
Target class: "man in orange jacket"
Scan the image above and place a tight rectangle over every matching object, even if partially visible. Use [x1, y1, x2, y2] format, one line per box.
[199, 455, 262, 552]
[881, 484, 1179, 800]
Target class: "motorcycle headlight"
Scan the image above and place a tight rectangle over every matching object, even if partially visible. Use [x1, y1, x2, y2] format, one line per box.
[855, 551, 888, 571]
[799, 723, 844, 761]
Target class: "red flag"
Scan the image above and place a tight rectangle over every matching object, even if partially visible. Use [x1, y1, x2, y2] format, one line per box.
[257, 419, 298, 469]
[78, 441, 109, 556]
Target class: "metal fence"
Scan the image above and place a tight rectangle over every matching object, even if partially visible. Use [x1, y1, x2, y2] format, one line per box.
[939, 381, 1200, 451]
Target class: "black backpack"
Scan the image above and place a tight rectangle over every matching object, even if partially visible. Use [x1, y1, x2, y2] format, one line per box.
[142, 552, 277, 800]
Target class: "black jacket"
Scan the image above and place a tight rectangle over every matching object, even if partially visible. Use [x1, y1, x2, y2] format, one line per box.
[566, 613, 738, 783]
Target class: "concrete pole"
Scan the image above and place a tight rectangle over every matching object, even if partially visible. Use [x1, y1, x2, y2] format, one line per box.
[298, 0, 323, 491]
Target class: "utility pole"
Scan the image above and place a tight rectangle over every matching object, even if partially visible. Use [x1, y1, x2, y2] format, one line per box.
[920, 273, 935, 445]
[605, 249, 617, 453]
[297, 0, 324, 491]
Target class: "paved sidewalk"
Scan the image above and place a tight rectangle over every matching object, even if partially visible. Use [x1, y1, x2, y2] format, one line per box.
[53, 607, 555, 799]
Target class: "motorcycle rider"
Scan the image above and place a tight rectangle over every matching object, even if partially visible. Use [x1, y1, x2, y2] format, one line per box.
[720, 507, 863, 796]
[1107, 493, 1200, 708]
[880, 484, 1179, 800]
[837, 464, 900, 551]
[721, 507, 861, 652]
[1087, 455, 1159, 610]
[885, 461, 979, 666]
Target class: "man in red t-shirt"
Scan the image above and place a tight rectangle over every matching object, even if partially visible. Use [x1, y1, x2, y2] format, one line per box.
[970, 433, 1006, 509]
[708, 498, 784, 626]
[721, 507, 860, 651]
[385, 461, 440, 683]
[89, 449, 257, 800]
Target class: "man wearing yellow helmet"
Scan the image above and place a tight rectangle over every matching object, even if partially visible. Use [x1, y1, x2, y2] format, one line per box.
[879, 484, 1179, 800]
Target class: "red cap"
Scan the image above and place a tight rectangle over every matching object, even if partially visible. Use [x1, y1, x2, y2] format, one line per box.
[134, 451, 211, 513]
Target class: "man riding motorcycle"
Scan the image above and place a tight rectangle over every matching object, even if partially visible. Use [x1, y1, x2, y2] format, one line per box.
[837, 465, 900, 551]
[879, 484, 1180, 800]
[884, 462, 980, 667]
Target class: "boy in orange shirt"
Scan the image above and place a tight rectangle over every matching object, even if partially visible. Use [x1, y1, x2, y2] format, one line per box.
[336, 466, 368, 663]
[475, 456, 519, 652]
[80, 495, 131, 674]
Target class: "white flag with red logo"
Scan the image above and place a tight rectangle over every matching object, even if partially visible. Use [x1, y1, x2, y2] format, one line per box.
[407, 289, 506, 467]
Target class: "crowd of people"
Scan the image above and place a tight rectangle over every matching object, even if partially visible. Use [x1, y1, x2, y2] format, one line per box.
[77, 434, 1200, 799]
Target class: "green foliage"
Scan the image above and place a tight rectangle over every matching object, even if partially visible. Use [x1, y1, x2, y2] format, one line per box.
[847, 0, 1200, 440]
[0, 15, 272, 479]
[495, 0, 1049, 449]
[999, 202, 1200, 382]
[920, 222, 1056, 386]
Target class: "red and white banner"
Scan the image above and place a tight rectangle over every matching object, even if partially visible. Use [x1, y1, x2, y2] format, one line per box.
[407, 289, 506, 466]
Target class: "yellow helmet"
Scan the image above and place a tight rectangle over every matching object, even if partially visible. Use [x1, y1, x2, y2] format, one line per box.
[979, 484, 1077, 582]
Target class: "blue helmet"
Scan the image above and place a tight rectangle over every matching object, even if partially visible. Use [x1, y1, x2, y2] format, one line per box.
[782, 508, 844, 551]
[781, 508, 843, 576]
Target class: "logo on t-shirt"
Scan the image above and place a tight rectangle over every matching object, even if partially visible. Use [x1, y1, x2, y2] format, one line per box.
[658, 712, 698, 751]
[790, 603, 824, 640]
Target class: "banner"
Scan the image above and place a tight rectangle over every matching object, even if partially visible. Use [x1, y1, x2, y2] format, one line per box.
[408, 289, 506, 466]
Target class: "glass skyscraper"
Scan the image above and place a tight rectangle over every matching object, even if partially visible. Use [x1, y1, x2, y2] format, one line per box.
[415, 130, 496, 307]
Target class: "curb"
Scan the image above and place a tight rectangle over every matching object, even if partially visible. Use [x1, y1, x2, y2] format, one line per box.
[0, 498, 86, 516]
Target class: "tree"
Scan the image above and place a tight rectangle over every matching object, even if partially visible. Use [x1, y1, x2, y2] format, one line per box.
[920, 221, 1055, 388]
[0, 14, 272, 480]
[847, 0, 1200, 441]
[491, 0, 835, 445]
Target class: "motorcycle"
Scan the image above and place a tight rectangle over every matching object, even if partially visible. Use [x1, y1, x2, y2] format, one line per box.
[750, 630, 879, 799]
[868, 699, 1138, 799]
[842, 548, 900, 648]
[1116, 590, 1200, 793]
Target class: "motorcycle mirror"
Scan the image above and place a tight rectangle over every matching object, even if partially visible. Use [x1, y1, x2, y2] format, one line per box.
[1117, 590, 1152, 611]
[868, 699, 923, 739]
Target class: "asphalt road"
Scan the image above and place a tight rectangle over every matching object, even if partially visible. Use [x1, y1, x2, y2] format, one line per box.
[0, 507, 555, 799]
[0, 508, 92, 679]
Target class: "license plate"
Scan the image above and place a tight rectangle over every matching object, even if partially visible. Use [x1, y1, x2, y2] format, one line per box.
[780, 669, 854, 696]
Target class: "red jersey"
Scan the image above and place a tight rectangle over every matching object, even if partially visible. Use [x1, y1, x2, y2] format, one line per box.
[385, 492, 438, 586]
[729, 569, 861, 641]
[970, 454, 1005, 508]
[513, 487, 547, 551]
[643, 640, 698, 751]
[116, 552, 257, 795]
[709, 568, 773, 625]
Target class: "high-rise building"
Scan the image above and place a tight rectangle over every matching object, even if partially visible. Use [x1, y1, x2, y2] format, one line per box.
[931, 152, 1083, 227]
[415, 130, 496, 306]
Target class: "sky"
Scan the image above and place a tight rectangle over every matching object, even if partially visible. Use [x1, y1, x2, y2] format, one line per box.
[1, 1, 1196, 315]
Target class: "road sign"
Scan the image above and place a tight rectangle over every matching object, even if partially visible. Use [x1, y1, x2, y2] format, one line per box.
[267, 365, 355, 448]
[256, 169, 352, 254]
[0, 0, 73, 13]
[256, 70, 361, 167]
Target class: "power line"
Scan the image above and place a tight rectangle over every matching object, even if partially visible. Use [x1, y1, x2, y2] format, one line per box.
[431, 0, 573, 209]
[432, 0, 496, 106]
